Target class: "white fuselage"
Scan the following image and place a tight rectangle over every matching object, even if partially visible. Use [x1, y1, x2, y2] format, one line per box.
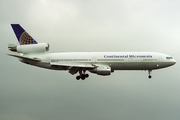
[21, 52, 176, 71]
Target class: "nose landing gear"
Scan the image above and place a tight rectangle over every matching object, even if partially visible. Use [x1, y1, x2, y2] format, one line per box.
[148, 70, 152, 79]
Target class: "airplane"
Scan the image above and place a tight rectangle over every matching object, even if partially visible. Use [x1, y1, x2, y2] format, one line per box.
[8, 24, 176, 80]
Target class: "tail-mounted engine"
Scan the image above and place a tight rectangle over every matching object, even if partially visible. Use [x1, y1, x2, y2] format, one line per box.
[8, 43, 49, 54]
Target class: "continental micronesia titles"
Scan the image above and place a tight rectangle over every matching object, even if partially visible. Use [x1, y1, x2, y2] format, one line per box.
[104, 55, 152, 58]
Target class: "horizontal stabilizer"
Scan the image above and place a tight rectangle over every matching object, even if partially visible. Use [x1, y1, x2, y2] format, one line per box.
[7, 54, 41, 62]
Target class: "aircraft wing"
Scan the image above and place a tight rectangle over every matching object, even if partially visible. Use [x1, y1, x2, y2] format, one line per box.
[7, 54, 42, 62]
[50, 62, 95, 75]
[50, 62, 94, 68]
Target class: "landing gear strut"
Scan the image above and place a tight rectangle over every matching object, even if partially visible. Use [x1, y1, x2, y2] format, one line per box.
[76, 69, 89, 80]
[148, 70, 152, 79]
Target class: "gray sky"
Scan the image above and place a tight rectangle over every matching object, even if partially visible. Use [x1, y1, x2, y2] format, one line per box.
[0, 0, 180, 120]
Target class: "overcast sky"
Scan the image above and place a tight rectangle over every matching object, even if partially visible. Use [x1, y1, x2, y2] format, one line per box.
[0, 0, 180, 120]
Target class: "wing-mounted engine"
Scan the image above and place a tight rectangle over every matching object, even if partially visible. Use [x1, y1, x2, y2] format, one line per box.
[8, 43, 49, 54]
[89, 66, 112, 76]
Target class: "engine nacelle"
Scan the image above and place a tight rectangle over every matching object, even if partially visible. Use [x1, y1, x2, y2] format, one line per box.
[8, 43, 49, 54]
[90, 66, 111, 76]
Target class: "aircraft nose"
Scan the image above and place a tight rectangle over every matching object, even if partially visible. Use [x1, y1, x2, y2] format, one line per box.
[173, 59, 176, 64]
[171, 59, 176, 65]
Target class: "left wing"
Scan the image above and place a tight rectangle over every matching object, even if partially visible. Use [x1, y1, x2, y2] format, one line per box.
[50, 62, 95, 75]
[50, 62, 94, 68]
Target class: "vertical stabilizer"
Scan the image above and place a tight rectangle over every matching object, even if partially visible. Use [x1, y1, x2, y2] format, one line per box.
[11, 24, 38, 45]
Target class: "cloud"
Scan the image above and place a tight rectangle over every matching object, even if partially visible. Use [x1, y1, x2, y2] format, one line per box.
[27, 1, 79, 27]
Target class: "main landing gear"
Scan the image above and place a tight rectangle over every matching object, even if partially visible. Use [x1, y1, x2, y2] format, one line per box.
[76, 74, 89, 80]
[76, 69, 89, 80]
[148, 70, 152, 79]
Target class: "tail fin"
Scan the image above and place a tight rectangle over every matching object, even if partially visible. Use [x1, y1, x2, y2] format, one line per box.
[11, 24, 38, 45]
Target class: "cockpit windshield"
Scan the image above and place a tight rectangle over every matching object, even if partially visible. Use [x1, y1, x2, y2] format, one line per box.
[166, 57, 173, 60]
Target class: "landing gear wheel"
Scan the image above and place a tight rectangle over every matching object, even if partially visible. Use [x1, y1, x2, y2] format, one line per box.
[76, 76, 80, 80]
[148, 75, 152, 79]
[148, 70, 152, 79]
[76, 69, 89, 80]
[85, 74, 89, 78]
[81, 75, 85, 80]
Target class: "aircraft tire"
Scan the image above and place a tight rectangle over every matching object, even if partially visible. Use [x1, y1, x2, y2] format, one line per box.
[81, 75, 85, 80]
[85, 74, 89, 78]
[76, 76, 81, 80]
[148, 75, 152, 79]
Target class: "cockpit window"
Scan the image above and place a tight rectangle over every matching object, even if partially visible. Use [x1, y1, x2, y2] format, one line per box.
[166, 57, 173, 60]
